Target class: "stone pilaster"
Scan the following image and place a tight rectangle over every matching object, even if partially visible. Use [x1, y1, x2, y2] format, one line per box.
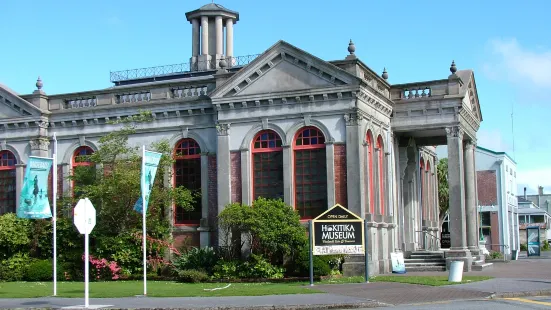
[216, 123, 231, 214]
[325, 142, 335, 208]
[282, 145, 292, 206]
[367, 221, 380, 274]
[199, 153, 210, 247]
[30, 137, 50, 157]
[15, 164, 25, 214]
[378, 222, 390, 273]
[240, 149, 251, 206]
[344, 112, 364, 215]
[445, 126, 472, 271]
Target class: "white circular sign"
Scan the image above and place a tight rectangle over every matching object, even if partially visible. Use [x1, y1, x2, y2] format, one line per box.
[73, 198, 96, 234]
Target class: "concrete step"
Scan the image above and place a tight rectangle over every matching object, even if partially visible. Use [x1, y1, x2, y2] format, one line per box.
[404, 258, 445, 263]
[409, 255, 444, 259]
[472, 262, 493, 271]
[472, 259, 484, 265]
[405, 265, 447, 272]
[405, 261, 446, 266]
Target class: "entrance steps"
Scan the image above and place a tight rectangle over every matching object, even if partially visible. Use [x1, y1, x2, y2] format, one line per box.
[404, 251, 446, 272]
[472, 259, 493, 271]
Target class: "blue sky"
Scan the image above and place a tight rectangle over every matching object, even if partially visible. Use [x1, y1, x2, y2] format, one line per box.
[1, 0, 550, 194]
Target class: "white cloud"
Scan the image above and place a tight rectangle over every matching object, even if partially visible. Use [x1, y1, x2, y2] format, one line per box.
[485, 38, 551, 88]
[476, 129, 511, 153]
[517, 168, 551, 195]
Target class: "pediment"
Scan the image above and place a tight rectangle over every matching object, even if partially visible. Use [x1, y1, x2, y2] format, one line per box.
[0, 84, 42, 119]
[457, 70, 482, 122]
[210, 40, 359, 99]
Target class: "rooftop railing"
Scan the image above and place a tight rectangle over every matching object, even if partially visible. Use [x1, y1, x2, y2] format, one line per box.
[110, 54, 261, 83]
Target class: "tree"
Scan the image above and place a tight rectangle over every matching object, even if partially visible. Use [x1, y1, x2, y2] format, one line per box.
[437, 158, 449, 226]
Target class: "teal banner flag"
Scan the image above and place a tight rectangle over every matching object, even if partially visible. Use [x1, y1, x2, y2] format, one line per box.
[18, 156, 53, 219]
[133, 149, 162, 214]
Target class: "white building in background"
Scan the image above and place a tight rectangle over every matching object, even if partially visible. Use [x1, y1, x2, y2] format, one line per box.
[475, 146, 519, 257]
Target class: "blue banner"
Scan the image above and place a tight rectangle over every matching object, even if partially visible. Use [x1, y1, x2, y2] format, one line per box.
[133, 149, 162, 214]
[17, 156, 53, 219]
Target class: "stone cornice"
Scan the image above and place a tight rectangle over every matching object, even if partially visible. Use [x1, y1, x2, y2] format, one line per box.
[459, 107, 480, 133]
[355, 87, 393, 117]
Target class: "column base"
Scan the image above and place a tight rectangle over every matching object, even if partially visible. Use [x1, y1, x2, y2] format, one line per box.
[342, 255, 379, 277]
[197, 54, 213, 71]
[379, 259, 390, 274]
[190, 56, 199, 71]
[445, 249, 473, 272]
[403, 242, 416, 253]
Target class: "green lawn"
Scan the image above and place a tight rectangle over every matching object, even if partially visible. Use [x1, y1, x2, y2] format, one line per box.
[321, 275, 493, 286]
[0, 281, 321, 298]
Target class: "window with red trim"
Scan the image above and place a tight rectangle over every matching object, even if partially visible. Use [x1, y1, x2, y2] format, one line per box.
[252, 130, 283, 200]
[377, 136, 385, 215]
[366, 131, 375, 214]
[420, 159, 425, 220]
[0, 151, 16, 214]
[72, 146, 95, 198]
[294, 127, 327, 219]
[174, 138, 201, 224]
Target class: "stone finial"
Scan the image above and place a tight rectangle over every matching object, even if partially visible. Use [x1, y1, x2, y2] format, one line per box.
[381, 67, 388, 80]
[348, 39, 356, 55]
[36, 76, 43, 90]
[219, 57, 227, 69]
[450, 60, 457, 74]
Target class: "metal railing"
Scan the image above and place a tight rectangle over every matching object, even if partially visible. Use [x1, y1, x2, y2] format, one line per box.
[415, 230, 441, 251]
[110, 54, 261, 83]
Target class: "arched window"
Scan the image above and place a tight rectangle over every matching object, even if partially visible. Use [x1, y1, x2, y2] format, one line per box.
[252, 130, 283, 201]
[366, 131, 375, 214]
[174, 138, 201, 225]
[72, 146, 95, 198]
[377, 136, 385, 215]
[420, 158, 425, 220]
[426, 161, 431, 221]
[0, 151, 17, 214]
[294, 127, 327, 219]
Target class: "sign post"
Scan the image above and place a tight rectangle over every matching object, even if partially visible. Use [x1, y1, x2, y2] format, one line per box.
[74, 198, 96, 308]
[52, 133, 58, 296]
[311, 204, 365, 284]
[308, 220, 314, 286]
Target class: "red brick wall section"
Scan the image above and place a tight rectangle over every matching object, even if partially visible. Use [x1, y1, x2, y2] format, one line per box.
[208, 155, 218, 245]
[230, 151, 242, 204]
[477, 170, 497, 206]
[490, 211, 500, 252]
[173, 232, 200, 250]
[334, 144, 347, 207]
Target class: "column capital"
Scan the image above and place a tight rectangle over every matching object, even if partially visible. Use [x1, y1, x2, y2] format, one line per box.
[216, 123, 230, 136]
[464, 139, 476, 150]
[30, 137, 50, 151]
[343, 112, 363, 126]
[445, 126, 463, 139]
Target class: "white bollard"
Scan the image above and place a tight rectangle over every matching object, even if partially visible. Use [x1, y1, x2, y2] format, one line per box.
[448, 261, 464, 282]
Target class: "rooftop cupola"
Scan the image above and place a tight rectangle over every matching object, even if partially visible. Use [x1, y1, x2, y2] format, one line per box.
[185, 3, 239, 70]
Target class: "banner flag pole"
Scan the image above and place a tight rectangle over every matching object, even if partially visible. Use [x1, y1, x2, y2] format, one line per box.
[53, 133, 58, 296]
[142, 145, 147, 296]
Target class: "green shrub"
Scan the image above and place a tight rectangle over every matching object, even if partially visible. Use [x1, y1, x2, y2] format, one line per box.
[0, 253, 30, 281]
[25, 259, 53, 281]
[173, 247, 219, 276]
[176, 269, 209, 283]
[0, 214, 31, 260]
[542, 240, 550, 251]
[287, 245, 333, 277]
[520, 243, 527, 251]
[213, 260, 240, 279]
[487, 251, 503, 260]
[240, 254, 285, 279]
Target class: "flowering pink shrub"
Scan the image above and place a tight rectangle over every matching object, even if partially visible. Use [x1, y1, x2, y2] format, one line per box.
[82, 254, 122, 280]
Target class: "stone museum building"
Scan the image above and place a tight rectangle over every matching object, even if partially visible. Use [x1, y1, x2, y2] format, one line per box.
[0, 3, 483, 273]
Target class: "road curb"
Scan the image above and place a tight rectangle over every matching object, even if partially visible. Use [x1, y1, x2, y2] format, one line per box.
[490, 289, 551, 298]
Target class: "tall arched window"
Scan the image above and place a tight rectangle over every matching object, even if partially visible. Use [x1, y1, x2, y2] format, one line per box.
[0, 151, 17, 214]
[174, 138, 201, 225]
[420, 158, 425, 220]
[294, 127, 327, 219]
[252, 130, 283, 200]
[377, 136, 385, 215]
[72, 146, 95, 198]
[426, 161, 431, 221]
[366, 131, 375, 214]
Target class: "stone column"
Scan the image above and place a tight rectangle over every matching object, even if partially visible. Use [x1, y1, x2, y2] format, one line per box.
[192, 19, 200, 57]
[282, 145, 292, 206]
[225, 18, 234, 64]
[464, 140, 479, 255]
[398, 147, 408, 250]
[215, 16, 223, 59]
[445, 126, 472, 271]
[199, 153, 210, 247]
[344, 113, 365, 215]
[216, 123, 231, 245]
[201, 16, 209, 55]
[325, 142, 335, 208]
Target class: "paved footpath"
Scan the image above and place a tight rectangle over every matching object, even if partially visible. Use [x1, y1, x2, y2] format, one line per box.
[2, 254, 551, 309]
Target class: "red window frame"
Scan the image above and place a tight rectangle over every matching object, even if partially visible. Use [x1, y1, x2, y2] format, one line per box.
[251, 130, 283, 201]
[293, 127, 327, 220]
[173, 138, 201, 225]
[420, 158, 425, 220]
[377, 136, 385, 215]
[72, 146, 95, 198]
[366, 131, 375, 214]
[0, 150, 17, 214]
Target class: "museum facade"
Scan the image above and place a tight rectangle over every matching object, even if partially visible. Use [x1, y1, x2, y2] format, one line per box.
[0, 3, 483, 273]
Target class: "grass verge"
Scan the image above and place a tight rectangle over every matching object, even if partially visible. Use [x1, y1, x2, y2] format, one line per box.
[0, 281, 321, 298]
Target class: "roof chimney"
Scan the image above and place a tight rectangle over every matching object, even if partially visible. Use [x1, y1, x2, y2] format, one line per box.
[539, 186, 544, 196]
[524, 187, 527, 199]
